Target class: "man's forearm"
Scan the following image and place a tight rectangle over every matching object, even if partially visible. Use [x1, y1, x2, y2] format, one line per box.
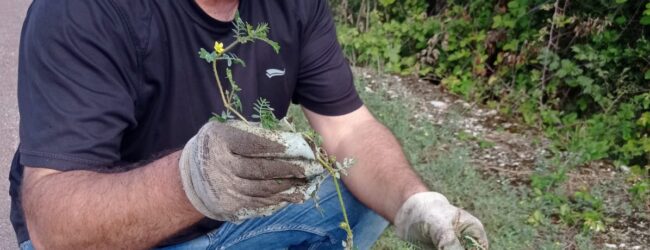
[326, 120, 428, 222]
[22, 151, 204, 249]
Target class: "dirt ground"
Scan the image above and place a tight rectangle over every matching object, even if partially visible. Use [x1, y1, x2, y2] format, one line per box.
[354, 67, 649, 249]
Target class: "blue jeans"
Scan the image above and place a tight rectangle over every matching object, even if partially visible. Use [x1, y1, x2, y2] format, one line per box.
[20, 177, 388, 250]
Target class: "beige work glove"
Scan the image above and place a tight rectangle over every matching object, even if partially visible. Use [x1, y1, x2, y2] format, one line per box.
[394, 192, 489, 250]
[179, 120, 324, 221]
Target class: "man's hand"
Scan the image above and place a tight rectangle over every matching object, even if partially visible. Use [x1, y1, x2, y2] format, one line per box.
[394, 192, 489, 250]
[179, 120, 324, 221]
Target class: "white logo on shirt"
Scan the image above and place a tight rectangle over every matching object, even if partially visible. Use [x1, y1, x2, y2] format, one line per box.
[266, 68, 286, 78]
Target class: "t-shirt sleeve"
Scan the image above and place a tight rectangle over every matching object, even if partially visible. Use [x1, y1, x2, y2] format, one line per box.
[292, 0, 362, 116]
[18, 0, 139, 171]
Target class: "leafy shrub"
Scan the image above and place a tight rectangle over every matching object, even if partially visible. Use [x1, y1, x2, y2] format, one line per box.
[333, 0, 650, 210]
[334, 0, 438, 74]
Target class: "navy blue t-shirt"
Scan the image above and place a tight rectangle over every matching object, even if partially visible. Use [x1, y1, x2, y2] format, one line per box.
[10, 0, 361, 246]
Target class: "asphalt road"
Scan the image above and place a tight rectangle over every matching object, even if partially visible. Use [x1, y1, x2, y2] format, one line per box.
[1, 0, 30, 248]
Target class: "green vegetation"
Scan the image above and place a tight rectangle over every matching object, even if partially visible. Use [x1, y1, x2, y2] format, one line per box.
[331, 0, 649, 245]
[198, 15, 355, 249]
[198, 13, 278, 123]
[289, 76, 596, 249]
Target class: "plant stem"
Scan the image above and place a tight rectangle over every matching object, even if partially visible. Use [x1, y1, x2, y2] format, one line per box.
[212, 60, 248, 123]
[316, 154, 353, 247]
[223, 40, 240, 53]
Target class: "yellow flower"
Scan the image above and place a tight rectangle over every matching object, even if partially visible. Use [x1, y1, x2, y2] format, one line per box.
[214, 41, 225, 55]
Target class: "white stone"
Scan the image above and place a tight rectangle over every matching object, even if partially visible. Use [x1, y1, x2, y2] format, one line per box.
[604, 243, 617, 249]
[430, 100, 449, 109]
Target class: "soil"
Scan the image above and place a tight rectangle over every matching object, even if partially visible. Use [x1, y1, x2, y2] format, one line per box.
[353, 67, 649, 249]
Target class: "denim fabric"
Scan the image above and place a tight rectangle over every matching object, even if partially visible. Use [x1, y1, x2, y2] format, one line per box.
[19, 241, 31, 250]
[19, 177, 388, 250]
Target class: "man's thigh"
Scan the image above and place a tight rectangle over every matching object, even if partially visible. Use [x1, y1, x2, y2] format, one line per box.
[18, 178, 388, 250]
[161, 177, 388, 250]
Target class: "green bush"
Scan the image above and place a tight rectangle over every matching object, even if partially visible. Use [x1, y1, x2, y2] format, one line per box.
[333, 0, 440, 73]
[333, 0, 650, 207]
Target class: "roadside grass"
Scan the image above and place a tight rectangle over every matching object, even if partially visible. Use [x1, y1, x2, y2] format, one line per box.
[288, 76, 598, 249]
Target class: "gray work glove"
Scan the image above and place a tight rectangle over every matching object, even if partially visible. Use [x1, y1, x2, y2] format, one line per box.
[179, 120, 324, 221]
[394, 192, 489, 250]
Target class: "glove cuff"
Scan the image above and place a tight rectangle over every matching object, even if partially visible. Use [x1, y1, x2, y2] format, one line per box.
[178, 135, 220, 220]
[394, 192, 450, 240]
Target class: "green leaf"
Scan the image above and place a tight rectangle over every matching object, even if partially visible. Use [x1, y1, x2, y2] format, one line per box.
[641, 16, 650, 25]
[225, 68, 238, 90]
[259, 38, 281, 54]
[229, 53, 246, 67]
[645, 70, 650, 80]
[638, 112, 650, 127]
[252, 98, 279, 130]
[198, 48, 217, 63]
[231, 95, 242, 112]
[576, 75, 594, 87]
[210, 111, 230, 123]
[527, 210, 545, 226]
[503, 40, 519, 52]
[215, 53, 246, 67]
[556, 59, 581, 78]
[378, 0, 395, 7]
[615, 0, 627, 4]
[209, 115, 224, 123]
[507, 1, 519, 9]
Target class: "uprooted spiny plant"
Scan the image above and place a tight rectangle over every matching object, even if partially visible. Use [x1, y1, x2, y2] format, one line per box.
[197, 13, 355, 249]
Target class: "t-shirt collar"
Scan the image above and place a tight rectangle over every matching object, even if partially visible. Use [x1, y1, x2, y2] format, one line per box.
[178, 0, 245, 33]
